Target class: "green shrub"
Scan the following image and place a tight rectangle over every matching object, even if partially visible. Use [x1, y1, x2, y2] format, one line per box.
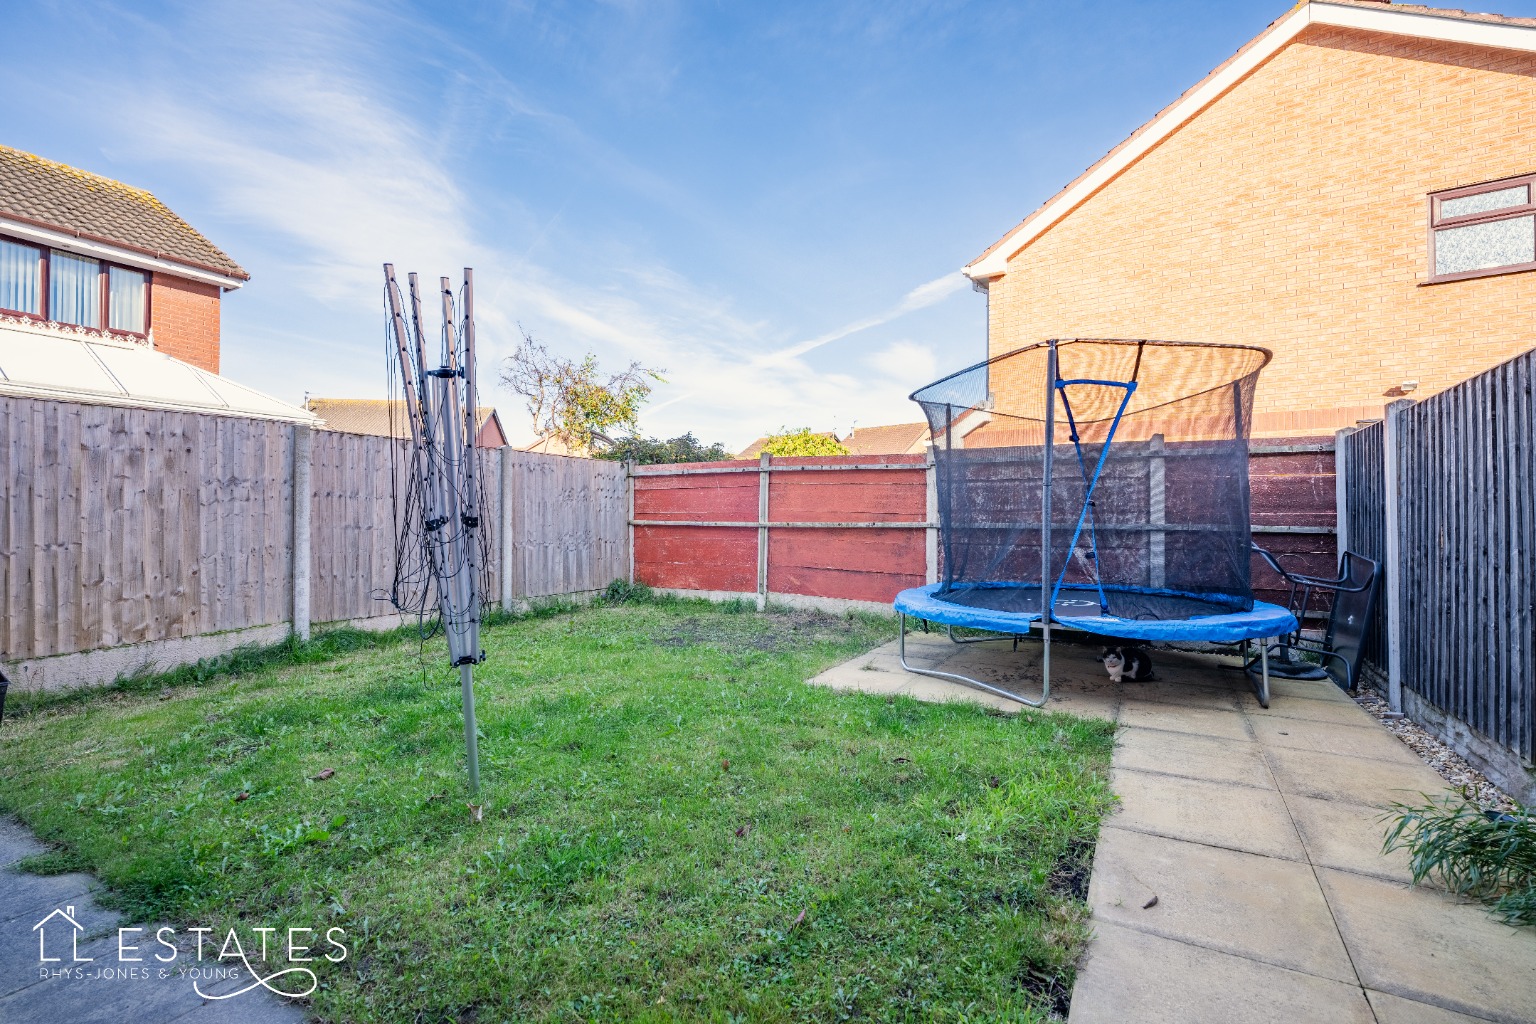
[1383, 797, 1536, 927]
[760, 427, 848, 457]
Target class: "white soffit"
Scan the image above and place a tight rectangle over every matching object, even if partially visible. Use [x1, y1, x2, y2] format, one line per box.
[964, 1, 1536, 281]
[0, 319, 317, 423]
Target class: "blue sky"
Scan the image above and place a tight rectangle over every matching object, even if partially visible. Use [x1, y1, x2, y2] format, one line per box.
[8, 0, 1535, 449]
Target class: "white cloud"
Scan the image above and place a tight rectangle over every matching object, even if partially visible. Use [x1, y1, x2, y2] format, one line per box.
[754, 272, 969, 367]
[80, 0, 973, 450]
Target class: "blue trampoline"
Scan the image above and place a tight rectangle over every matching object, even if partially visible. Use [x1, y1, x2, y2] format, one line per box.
[896, 339, 1299, 707]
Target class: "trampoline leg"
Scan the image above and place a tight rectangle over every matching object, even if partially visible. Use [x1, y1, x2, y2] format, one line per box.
[1250, 641, 1271, 709]
[899, 613, 1050, 708]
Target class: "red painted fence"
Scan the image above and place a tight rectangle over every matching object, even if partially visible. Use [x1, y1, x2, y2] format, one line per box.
[632, 440, 1338, 610]
[633, 454, 930, 603]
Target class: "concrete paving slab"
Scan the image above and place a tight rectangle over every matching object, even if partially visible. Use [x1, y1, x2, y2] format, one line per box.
[1285, 794, 1424, 886]
[1107, 769, 1305, 860]
[1119, 702, 1254, 741]
[806, 663, 911, 695]
[920, 658, 1043, 691]
[0, 820, 47, 868]
[1241, 693, 1387, 727]
[863, 650, 948, 673]
[0, 932, 216, 1024]
[1039, 692, 1119, 721]
[933, 643, 1042, 668]
[0, 871, 98, 927]
[1113, 728, 1273, 789]
[175, 991, 309, 1023]
[1110, 681, 1245, 712]
[1239, 676, 1355, 704]
[1318, 868, 1536, 1024]
[0, 896, 122, 999]
[1248, 715, 1422, 766]
[1366, 990, 1506, 1024]
[1066, 920, 1375, 1024]
[1265, 747, 1449, 807]
[1087, 827, 1354, 982]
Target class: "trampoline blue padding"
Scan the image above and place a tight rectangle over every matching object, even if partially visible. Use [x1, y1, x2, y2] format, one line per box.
[894, 582, 1297, 644]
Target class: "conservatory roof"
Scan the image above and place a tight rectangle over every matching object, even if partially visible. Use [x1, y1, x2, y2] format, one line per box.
[0, 316, 317, 423]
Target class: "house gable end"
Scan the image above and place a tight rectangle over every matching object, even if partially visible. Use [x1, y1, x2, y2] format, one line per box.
[967, 1, 1536, 280]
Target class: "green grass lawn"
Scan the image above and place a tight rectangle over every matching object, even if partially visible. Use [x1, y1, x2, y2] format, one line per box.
[1, 596, 1115, 1023]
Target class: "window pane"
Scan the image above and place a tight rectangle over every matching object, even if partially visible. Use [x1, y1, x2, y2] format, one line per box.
[1441, 184, 1529, 220]
[1435, 215, 1536, 276]
[49, 251, 100, 327]
[0, 239, 41, 315]
[108, 267, 146, 333]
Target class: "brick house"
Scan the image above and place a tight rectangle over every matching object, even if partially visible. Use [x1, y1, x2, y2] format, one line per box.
[305, 397, 509, 448]
[964, 0, 1536, 436]
[0, 145, 246, 375]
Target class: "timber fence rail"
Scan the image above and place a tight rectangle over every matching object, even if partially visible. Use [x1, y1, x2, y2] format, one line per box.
[1, 393, 628, 689]
[1341, 348, 1535, 801]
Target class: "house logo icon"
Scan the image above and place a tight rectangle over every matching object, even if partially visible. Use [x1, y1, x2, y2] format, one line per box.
[33, 905, 92, 963]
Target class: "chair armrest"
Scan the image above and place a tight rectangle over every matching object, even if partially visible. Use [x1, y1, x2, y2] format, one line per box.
[1251, 542, 1291, 580]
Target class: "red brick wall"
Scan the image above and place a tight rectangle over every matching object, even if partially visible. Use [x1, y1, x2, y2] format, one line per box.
[150, 273, 221, 373]
[633, 447, 1338, 609]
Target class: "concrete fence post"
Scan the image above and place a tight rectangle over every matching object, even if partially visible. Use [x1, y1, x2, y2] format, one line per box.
[924, 449, 939, 585]
[500, 445, 515, 608]
[291, 425, 312, 641]
[1382, 399, 1414, 713]
[756, 453, 771, 611]
[1333, 427, 1352, 561]
[626, 460, 637, 586]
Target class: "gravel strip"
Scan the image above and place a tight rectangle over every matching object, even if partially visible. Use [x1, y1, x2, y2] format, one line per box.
[1354, 689, 1517, 813]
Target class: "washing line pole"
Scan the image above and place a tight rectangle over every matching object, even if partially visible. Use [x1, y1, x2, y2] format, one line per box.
[383, 263, 485, 799]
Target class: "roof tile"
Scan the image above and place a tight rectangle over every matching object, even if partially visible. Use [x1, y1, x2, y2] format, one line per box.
[0, 145, 247, 280]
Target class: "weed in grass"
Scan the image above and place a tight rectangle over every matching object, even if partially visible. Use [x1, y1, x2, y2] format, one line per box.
[1383, 796, 1536, 927]
[1, 601, 1114, 1022]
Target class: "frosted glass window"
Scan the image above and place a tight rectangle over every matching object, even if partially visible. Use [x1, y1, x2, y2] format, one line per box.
[1441, 184, 1529, 219]
[1435, 216, 1535, 277]
[0, 239, 41, 315]
[108, 267, 146, 333]
[50, 250, 100, 328]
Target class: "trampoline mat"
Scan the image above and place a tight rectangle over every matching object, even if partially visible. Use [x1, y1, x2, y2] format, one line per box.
[893, 583, 1298, 644]
[934, 583, 1244, 621]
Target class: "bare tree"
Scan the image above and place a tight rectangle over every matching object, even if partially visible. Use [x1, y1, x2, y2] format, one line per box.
[500, 330, 665, 454]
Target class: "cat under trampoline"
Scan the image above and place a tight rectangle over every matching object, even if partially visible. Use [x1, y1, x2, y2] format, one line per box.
[893, 338, 1299, 708]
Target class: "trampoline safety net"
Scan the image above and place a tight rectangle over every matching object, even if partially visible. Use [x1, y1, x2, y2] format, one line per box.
[912, 339, 1273, 624]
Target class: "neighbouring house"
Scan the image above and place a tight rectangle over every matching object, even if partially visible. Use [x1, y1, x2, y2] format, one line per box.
[0, 145, 313, 423]
[306, 397, 508, 448]
[964, 0, 1536, 436]
[840, 422, 930, 456]
[516, 433, 587, 457]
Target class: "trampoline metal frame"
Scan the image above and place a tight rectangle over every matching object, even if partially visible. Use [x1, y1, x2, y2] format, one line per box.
[896, 339, 1278, 710]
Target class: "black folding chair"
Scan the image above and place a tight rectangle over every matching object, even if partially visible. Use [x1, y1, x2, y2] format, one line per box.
[1248, 544, 1379, 692]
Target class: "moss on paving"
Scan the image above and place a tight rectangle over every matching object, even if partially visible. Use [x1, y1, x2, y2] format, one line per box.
[0, 595, 1114, 1023]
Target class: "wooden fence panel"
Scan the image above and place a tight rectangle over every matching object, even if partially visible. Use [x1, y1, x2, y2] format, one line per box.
[0, 396, 294, 659]
[1395, 352, 1535, 763]
[1343, 420, 1387, 674]
[504, 451, 628, 599]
